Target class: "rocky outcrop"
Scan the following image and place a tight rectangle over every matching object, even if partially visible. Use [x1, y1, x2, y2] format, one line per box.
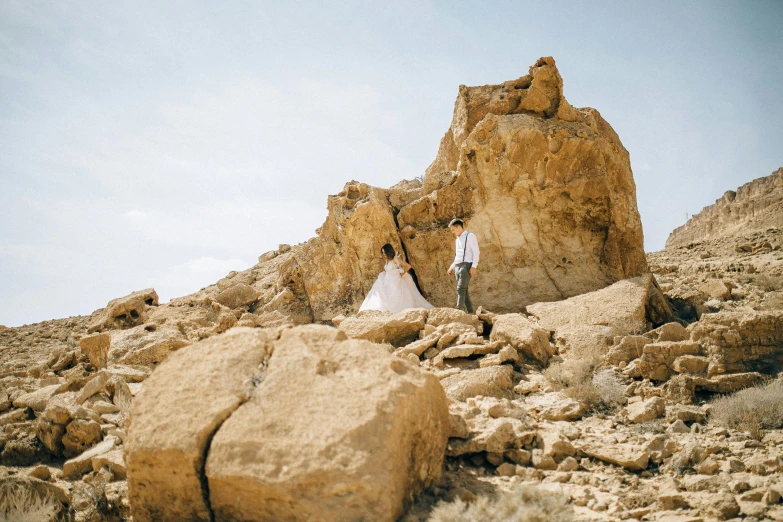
[163, 56, 649, 326]
[88, 289, 158, 333]
[399, 57, 647, 314]
[617, 310, 783, 397]
[126, 326, 450, 522]
[691, 310, 783, 376]
[666, 168, 783, 249]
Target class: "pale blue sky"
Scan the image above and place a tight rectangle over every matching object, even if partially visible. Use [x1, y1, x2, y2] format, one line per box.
[1, 1, 781, 327]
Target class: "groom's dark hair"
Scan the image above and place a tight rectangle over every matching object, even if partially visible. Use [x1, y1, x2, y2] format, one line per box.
[448, 218, 464, 228]
[381, 243, 396, 260]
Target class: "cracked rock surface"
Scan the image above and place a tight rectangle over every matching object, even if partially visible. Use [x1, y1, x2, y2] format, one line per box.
[126, 326, 450, 522]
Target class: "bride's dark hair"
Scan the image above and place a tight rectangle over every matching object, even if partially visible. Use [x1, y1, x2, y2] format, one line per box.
[381, 243, 396, 260]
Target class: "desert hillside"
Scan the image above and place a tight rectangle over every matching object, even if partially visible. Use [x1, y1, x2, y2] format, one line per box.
[666, 168, 783, 250]
[1, 58, 782, 522]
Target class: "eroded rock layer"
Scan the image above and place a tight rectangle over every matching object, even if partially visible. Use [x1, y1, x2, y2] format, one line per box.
[666, 168, 783, 249]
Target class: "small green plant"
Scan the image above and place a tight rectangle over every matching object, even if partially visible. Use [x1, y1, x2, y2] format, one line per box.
[709, 377, 783, 440]
[428, 484, 573, 522]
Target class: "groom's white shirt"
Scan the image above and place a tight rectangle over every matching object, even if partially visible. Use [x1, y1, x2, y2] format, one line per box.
[450, 230, 480, 270]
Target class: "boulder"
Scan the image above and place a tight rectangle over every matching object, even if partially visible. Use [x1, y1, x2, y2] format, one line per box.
[666, 405, 707, 424]
[62, 436, 116, 479]
[12, 384, 60, 412]
[79, 332, 111, 368]
[434, 323, 479, 349]
[127, 328, 275, 522]
[88, 288, 159, 332]
[489, 314, 553, 364]
[439, 365, 514, 402]
[35, 418, 66, 455]
[645, 322, 689, 343]
[397, 330, 442, 357]
[425, 308, 483, 334]
[625, 397, 665, 424]
[628, 341, 702, 381]
[42, 392, 80, 425]
[433, 343, 501, 366]
[672, 355, 710, 374]
[537, 397, 586, 422]
[91, 448, 126, 480]
[525, 392, 587, 421]
[127, 326, 449, 522]
[538, 429, 576, 460]
[693, 372, 767, 393]
[604, 335, 651, 365]
[696, 280, 732, 300]
[338, 309, 427, 346]
[109, 324, 189, 366]
[62, 419, 102, 458]
[479, 345, 522, 367]
[446, 416, 534, 457]
[690, 310, 783, 375]
[215, 283, 259, 309]
[580, 442, 650, 471]
[527, 274, 671, 355]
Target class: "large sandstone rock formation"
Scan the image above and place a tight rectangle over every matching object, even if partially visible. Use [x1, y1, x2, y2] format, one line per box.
[162, 56, 647, 325]
[126, 326, 450, 522]
[666, 168, 783, 249]
[398, 57, 647, 311]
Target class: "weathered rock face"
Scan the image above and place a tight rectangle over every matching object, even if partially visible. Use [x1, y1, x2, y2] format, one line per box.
[126, 326, 450, 522]
[616, 310, 782, 397]
[690, 310, 783, 375]
[88, 288, 158, 333]
[400, 57, 648, 312]
[666, 168, 783, 249]
[293, 182, 406, 321]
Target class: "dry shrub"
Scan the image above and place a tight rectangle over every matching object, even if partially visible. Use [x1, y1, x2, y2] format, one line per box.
[543, 344, 626, 413]
[753, 274, 783, 292]
[620, 488, 657, 510]
[0, 482, 60, 522]
[710, 377, 783, 439]
[428, 484, 573, 522]
[759, 293, 783, 311]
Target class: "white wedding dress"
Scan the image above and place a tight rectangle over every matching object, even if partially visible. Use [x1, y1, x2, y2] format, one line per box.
[359, 260, 433, 313]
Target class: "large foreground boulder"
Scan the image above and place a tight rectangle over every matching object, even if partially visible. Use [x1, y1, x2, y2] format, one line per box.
[126, 326, 449, 522]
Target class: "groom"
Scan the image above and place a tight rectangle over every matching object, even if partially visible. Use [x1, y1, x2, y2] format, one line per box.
[446, 218, 479, 313]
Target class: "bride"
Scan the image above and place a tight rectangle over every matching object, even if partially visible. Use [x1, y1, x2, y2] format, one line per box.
[359, 244, 433, 313]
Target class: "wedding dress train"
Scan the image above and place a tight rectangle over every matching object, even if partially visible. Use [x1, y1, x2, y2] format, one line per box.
[359, 260, 433, 313]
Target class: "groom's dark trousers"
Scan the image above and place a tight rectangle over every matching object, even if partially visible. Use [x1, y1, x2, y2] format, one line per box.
[455, 262, 474, 313]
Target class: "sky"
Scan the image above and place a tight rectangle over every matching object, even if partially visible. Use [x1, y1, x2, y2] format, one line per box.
[1, 1, 781, 327]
